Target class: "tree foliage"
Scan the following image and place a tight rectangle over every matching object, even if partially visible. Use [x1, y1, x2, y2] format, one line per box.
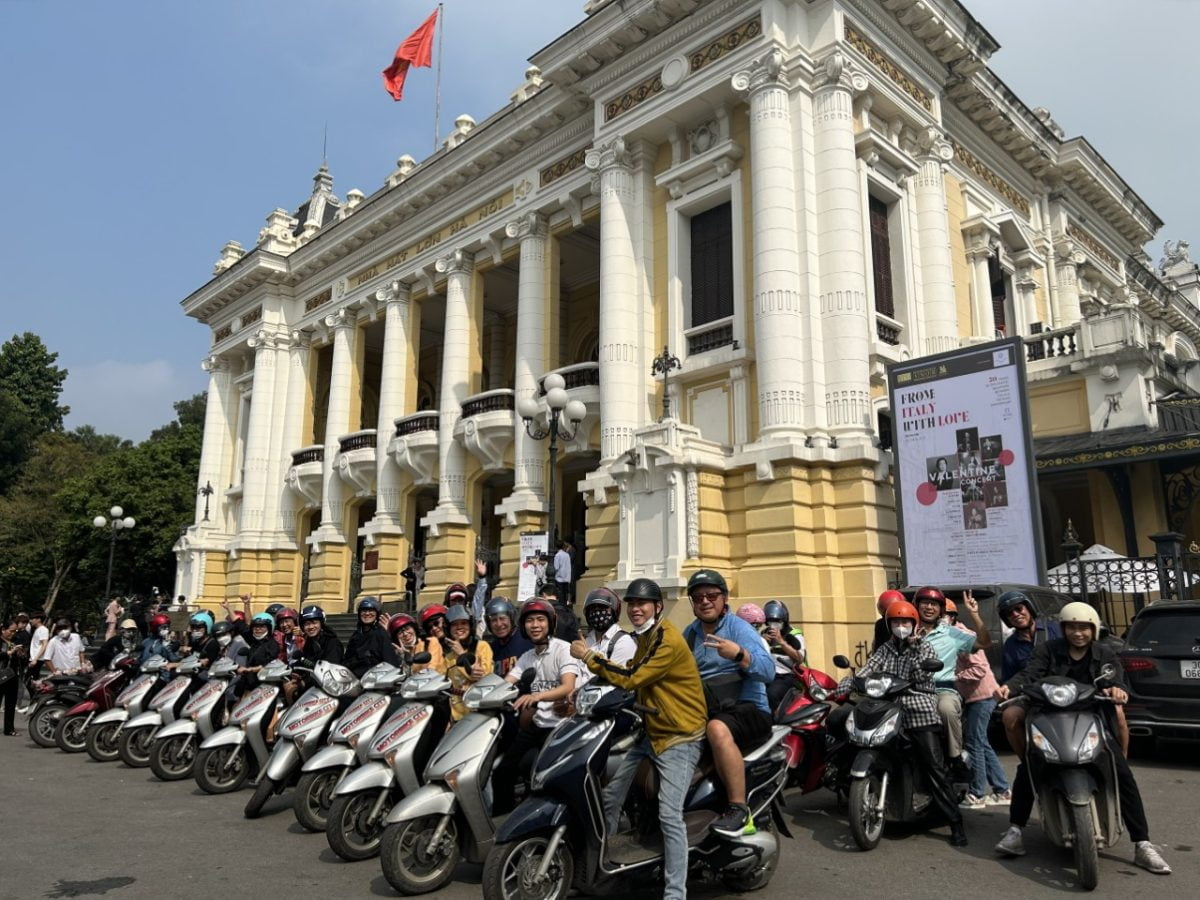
[0, 389, 37, 495]
[0, 331, 69, 434]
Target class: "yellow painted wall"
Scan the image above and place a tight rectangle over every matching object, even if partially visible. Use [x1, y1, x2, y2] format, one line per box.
[1029, 379, 1089, 437]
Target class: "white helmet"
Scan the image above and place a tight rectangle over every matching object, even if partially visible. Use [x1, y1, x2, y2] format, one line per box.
[1058, 601, 1100, 635]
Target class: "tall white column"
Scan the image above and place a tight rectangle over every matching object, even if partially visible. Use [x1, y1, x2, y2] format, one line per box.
[1055, 240, 1085, 325]
[276, 330, 311, 537]
[315, 308, 356, 542]
[965, 230, 996, 338]
[196, 355, 236, 528]
[912, 127, 959, 354]
[586, 137, 641, 461]
[506, 212, 548, 503]
[1013, 254, 1040, 337]
[732, 48, 808, 438]
[813, 52, 873, 443]
[429, 250, 473, 521]
[238, 329, 283, 536]
[372, 280, 411, 532]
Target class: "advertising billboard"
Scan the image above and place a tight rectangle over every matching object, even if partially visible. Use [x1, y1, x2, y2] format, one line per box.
[887, 337, 1045, 586]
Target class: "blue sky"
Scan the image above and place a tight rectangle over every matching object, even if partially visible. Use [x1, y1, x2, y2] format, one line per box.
[0, 0, 1195, 440]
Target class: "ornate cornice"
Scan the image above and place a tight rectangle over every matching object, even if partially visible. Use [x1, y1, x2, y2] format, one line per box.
[691, 17, 761, 75]
[304, 287, 332, 313]
[212, 323, 233, 343]
[539, 147, 589, 188]
[1066, 222, 1120, 272]
[604, 70, 663, 122]
[949, 138, 1031, 217]
[845, 24, 932, 113]
[241, 305, 262, 328]
[1037, 435, 1200, 471]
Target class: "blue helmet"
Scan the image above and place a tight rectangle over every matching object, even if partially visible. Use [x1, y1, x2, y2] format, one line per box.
[299, 605, 325, 624]
[189, 611, 215, 632]
[357, 596, 381, 614]
[251, 611, 274, 630]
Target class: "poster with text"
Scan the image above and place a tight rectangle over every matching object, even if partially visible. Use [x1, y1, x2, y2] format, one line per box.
[517, 531, 549, 604]
[887, 337, 1045, 587]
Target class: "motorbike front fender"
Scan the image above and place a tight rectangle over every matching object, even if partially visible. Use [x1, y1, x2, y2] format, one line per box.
[265, 740, 302, 783]
[91, 708, 127, 727]
[301, 744, 357, 774]
[849, 748, 887, 779]
[123, 711, 162, 732]
[65, 700, 98, 717]
[1055, 766, 1100, 807]
[495, 796, 568, 844]
[153, 718, 197, 741]
[383, 783, 455, 825]
[199, 725, 245, 751]
[334, 760, 394, 797]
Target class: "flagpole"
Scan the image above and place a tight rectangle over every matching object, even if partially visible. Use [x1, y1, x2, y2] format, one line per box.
[433, 3, 444, 153]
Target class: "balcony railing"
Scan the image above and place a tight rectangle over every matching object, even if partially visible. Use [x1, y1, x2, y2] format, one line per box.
[1025, 326, 1078, 362]
[875, 314, 902, 346]
[686, 321, 735, 355]
[291, 446, 324, 465]
[394, 412, 439, 437]
[1158, 395, 1200, 432]
[539, 362, 600, 393]
[461, 389, 515, 418]
[339, 429, 377, 453]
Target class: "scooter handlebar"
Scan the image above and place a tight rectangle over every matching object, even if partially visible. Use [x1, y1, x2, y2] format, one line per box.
[632, 702, 658, 716]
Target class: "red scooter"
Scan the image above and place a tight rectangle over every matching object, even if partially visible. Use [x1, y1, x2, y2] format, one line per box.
[775, 664, 838, 793]
[54, 654, 140, 753]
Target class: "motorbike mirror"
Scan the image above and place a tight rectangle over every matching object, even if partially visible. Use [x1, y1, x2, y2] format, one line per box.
[411, 651, 432, 665]
[235, 647, 250, 658]
[456, 652, 476, 670]
[920, 658, 944, 673]
[1096, 663, 1118, 683]
[832, 654, 852, 670]
[519, 668, 536, 693]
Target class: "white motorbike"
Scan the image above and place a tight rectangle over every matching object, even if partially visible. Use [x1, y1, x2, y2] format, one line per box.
[85, 655, 169, 763]
[117, 654, 203, 768]
[149, 656, 238, 781]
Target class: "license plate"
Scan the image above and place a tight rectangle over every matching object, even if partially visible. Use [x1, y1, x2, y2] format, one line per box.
[1181, 661, 1200, 679]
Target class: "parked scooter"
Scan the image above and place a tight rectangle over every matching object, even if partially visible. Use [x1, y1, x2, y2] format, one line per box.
[85, 655, 170, 762]
[775, 664, 838, 793]
[194, 658, 292, 794]
[326, 664, 451, 861]
[482, 682, 791, 900]
[149, 656, 238, 781]
[1004, 667, 1122, 890]
[118, 654, 204, 767]
[242, 660, 360, 818]
[27, 670, 95, 748]
[378, 671, 517, 895]
[54, 655, 141, 753]
[292, 660, 409, 833]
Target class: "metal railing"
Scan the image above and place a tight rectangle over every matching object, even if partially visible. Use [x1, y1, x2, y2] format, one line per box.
[1158, 395, 1200, 432]
[291, 446, 324, 465]
[461, 389, 515, 418]
[394, 413, 439, 437]
[338, 429, 377, 453]
[539, 362, 600, 393]
[686, 321, 735, 355]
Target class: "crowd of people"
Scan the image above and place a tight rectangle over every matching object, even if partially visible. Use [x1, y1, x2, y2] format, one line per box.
[1, 569, 1174, 891]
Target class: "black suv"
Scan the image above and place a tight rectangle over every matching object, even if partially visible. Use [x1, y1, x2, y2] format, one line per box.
[1120, 600, 1200, 746]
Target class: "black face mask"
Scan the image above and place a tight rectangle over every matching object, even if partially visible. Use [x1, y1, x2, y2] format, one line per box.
[586, 607, 615, 633]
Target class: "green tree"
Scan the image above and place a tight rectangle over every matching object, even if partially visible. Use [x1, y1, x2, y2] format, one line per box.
[0, 390, 38, 495]
[0, 332, 69, 434]
[69, 425, 133, 456]
[149, 392, 206, 441]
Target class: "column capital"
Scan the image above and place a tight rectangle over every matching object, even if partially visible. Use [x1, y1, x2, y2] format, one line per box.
[1054, 239, 1086, 267]
[505, 211, 548, 242]
[813, 50, 868, 95]
[287, 329, 312, 352]
[247, 328, 285, 351]
[376, 278, 410, 306]
[585, 136, 631, 174]
[324, 306, 356, 332]
[731, 46, 789, 94]
[435, 248, 475, 277]
[914, 126, 953, 163]
[201, 354, 228, 374]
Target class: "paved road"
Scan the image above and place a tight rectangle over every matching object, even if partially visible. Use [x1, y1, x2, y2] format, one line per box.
[0, 723, 1193, 899]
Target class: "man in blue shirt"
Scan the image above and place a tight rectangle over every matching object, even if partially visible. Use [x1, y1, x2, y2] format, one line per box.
[998, 593, 1061, 683]
[914, 587, 991, 780]
[682, 569, 774, 838]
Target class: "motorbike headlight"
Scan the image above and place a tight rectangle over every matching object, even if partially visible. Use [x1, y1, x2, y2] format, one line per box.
[1076, 722, 1102, 762]
[574, 685, 610, 718]
[864, 676, 893, 699]
[849, 709, 900, 747]
[1042, 682, 1078, 708]
[808, 683, 829, 702]
[1029, 723, 1060, 762]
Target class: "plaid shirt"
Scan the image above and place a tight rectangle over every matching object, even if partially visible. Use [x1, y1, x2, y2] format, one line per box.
[837, 637, 941, 730]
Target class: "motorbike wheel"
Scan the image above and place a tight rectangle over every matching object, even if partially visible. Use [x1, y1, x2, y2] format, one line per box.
[379, 814, 461, 895]
[1071, 803, 1099, 891]
[848, 775, 885, 851]
[150, 734, 195, 781]
[54, 712, 90, 753]
[327, 789, 390, 861]
[118, 726, 154, 768]
[29, 704, 64, 748]
[720, 821, 778, 892]
[86, 721, 122, 763]
[294, 769, 343, 833]
[482, 835, 574, 900]
[244, 775, 279, 819]
[194, 745, 250, 794]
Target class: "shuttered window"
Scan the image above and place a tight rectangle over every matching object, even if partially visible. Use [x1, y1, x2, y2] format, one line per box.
[869, 196, 895, 319]
[690, 203, 734, 327]
[988, 255, 1008, 335]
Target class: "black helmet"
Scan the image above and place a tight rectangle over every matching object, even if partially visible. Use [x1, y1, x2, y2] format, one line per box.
[484, 597, 515, 624]
[357, 596, 381, 614]
[763, 600, 790, 628]
[299, 605, 325, 624]
[687, 569, 728, 597]
[584, 587, 621, 615]
[517, 599, 558, 642]
[212, 621, 234, 637]
[265, 603, 286, 618]
[997, 590, 1038, 625]
[624, 578, 663, 603]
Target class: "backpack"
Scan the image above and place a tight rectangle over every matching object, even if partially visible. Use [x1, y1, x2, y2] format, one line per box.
[686, 626, 744, 716]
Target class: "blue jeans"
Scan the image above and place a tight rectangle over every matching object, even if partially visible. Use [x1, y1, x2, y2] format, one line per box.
[963, 698, 1010, 797]
[603, 736, 702, 900]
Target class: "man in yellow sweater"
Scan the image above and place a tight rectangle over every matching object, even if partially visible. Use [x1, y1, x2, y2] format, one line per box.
[570, 578, 707, 900]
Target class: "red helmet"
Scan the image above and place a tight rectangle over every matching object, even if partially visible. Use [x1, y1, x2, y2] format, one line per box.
[444, 583, 469, 606]
[276, 607, 298, 623]
[149, 614, 171, 630]
[876, 590, 906, 616]
[885, 600, 919, 625]
[230, 610, 247, 623]
[389, 614, 418, 639]
[913, 586, 946, 611]
[419, 604, 448, 628]
[518, 599, 557, 641]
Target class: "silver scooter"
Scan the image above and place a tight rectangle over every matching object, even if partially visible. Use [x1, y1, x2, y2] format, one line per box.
[85, 654, 169, 763]
[149, 656, 238, 781]
[292, 661, 408, 833]
[118, 653, 203, 767]
[194, 658, 291, 794]
[243, 660, 360, 818]
[326, 665, 452, 861]
[379, 672, 518, 895]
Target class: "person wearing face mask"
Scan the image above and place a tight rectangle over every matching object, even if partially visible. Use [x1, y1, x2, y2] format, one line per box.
[834, 599, 968, 847]
[574, 588, 635, 690]
[235, 612, 282, 695]
[140, 614, 182, 672]
[91, 619, 142, 670]
[212, 621, 247, 665]
[181, 612, 221, 667]
[43, 619, 87, 675]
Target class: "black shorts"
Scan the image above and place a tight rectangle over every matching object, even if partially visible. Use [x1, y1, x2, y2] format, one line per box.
[712, 702, 772, 752]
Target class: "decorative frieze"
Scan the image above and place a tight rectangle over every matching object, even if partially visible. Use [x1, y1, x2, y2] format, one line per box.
[539, 148, 589, 188]
[304, 288, 332, 313]
[605, 72, 664, 122]
[241, 305, 262, 328]
[845, 25, 932, 113]
[949, 139, 1031, 217]
[1067, 223, 1121, 272]
[212, 323, 233, 343]
[690, 17, 762, 74]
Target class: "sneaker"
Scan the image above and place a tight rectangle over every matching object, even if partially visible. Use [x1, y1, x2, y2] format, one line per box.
[985, 790, 1012, 806]
[994, 825, 1026, 857]
[950, 823, 969, 847]
[15, 704, 29, 715]
[1134, 841, 1171, 875]
[711, 804, 754, 838]
[959, 793, 987, 810]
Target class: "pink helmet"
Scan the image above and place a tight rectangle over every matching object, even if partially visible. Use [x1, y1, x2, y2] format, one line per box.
[735, 603, 766, 626]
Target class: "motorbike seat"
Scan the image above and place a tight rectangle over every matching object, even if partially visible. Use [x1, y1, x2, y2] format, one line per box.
[633, 746, 715, 798]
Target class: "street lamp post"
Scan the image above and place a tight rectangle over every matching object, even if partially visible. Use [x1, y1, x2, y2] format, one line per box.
[651, 345, 682, 421]
[93, 505, 136, 603]
[517, 373, 587, 548]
